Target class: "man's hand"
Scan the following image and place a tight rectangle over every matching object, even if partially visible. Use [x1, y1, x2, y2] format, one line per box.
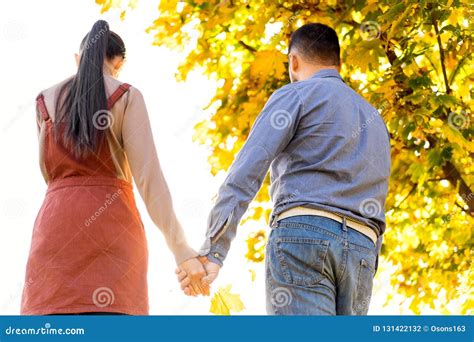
[176, 257, 210, 296]
[175, 256, 221, 296]
[198, 256, 221, 286]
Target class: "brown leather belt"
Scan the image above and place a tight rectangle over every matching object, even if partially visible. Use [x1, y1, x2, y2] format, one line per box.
[276, 206, 377, 245]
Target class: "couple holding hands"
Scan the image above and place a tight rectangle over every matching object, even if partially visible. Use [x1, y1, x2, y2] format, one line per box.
[21, 19, 390, 316]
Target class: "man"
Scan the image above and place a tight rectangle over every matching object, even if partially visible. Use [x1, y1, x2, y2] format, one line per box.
[176, 23, 391, 315]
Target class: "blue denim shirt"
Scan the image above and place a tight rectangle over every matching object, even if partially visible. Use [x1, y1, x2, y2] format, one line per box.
[199, 69, 391, 266]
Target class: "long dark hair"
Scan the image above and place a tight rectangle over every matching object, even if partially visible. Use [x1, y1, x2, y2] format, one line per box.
[55, 20, 126, 157]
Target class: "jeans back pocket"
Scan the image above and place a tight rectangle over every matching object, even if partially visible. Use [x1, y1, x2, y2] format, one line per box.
[275, 237, 329, 286]
[352, 258, 375, 315]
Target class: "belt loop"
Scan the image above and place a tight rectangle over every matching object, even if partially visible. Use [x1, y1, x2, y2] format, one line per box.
[342, 216, 348, 231]
[270, 216, 278, 229]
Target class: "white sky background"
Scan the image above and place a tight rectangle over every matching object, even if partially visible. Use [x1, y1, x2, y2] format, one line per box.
[0, 0, 397, 315]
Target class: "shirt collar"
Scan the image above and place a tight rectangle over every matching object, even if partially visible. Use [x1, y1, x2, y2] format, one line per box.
[310, 69, 342, 80]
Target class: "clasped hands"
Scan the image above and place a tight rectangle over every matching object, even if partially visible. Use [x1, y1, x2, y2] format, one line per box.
[176, 256, 221, 296]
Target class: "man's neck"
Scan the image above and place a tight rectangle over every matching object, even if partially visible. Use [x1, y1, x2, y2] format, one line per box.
[299, 65, 339, 81]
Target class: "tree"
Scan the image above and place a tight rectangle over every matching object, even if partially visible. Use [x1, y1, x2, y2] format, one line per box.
[96, 0, 473, 314]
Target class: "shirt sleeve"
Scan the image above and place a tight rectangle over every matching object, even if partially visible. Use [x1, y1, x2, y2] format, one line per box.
[122, 87, 197, 265]
[199, 85, 303, 266]
[36, 102, 41, 138]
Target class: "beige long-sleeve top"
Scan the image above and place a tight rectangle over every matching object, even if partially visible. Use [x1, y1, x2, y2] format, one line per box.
[36, 74, 197, 265]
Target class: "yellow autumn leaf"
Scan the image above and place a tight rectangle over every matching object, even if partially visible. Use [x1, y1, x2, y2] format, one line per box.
[249, 269, 256, 282]
[128, 0, 138, 9]
[209, 285, 245, 315]
[250, 50, 287, 80]
[442, 126, 474, 152]
[95, 0, 121, 13]
[447, 8, 463, 26]
[159, 0, 177, 13]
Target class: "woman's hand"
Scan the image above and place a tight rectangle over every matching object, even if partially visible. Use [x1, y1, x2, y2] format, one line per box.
[176, 256, 220, 296]
[176, 257, 210, 296]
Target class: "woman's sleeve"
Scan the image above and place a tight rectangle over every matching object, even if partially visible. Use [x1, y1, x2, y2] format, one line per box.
[36, 104, 41, 138]
[121, 86, 197, 264]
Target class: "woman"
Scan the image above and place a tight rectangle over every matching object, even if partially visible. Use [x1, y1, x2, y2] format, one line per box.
[21, 20, 208, 315]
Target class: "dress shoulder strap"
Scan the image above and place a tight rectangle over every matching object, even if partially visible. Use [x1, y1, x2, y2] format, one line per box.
[107, 83, 131, 109]
[36, 94, 50, 121]
[36, 83, 131, 121]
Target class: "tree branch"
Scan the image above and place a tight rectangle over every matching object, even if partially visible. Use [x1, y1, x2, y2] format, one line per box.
[238, 40, 257, 53]
[442, 161, 474, 214]
[391, 183, 418, 210]
[431, 13, 451, 94]
[379, 20, 473, 216]
[448, 51, 472, 86]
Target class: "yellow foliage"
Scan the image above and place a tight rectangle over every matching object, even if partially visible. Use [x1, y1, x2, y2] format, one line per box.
[245, 230, 266, 263]
[96, 0, 474, 315]
[250, 50, 287, 80]
[209, 285, 245, 315]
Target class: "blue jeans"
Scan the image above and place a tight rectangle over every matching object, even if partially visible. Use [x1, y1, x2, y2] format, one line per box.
[265, 215, 377, 315]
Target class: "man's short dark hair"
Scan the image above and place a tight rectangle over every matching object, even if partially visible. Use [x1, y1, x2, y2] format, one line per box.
[289, 23, 340, 66]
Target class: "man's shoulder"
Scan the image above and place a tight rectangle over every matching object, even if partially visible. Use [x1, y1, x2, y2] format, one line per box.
[272, 82, 299, 96]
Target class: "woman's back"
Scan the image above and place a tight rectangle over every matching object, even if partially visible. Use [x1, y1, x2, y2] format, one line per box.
[23, 74, 151, 315]
[37, 75, 131, 181]
[22, 20, 197, 316]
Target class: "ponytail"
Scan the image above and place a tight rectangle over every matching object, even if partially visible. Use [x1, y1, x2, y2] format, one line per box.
[55, 20, 125, 158]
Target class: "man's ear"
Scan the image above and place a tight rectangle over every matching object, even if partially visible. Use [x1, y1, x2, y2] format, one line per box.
[290, 53, 299, 73]
[74, 53, 80, 67]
